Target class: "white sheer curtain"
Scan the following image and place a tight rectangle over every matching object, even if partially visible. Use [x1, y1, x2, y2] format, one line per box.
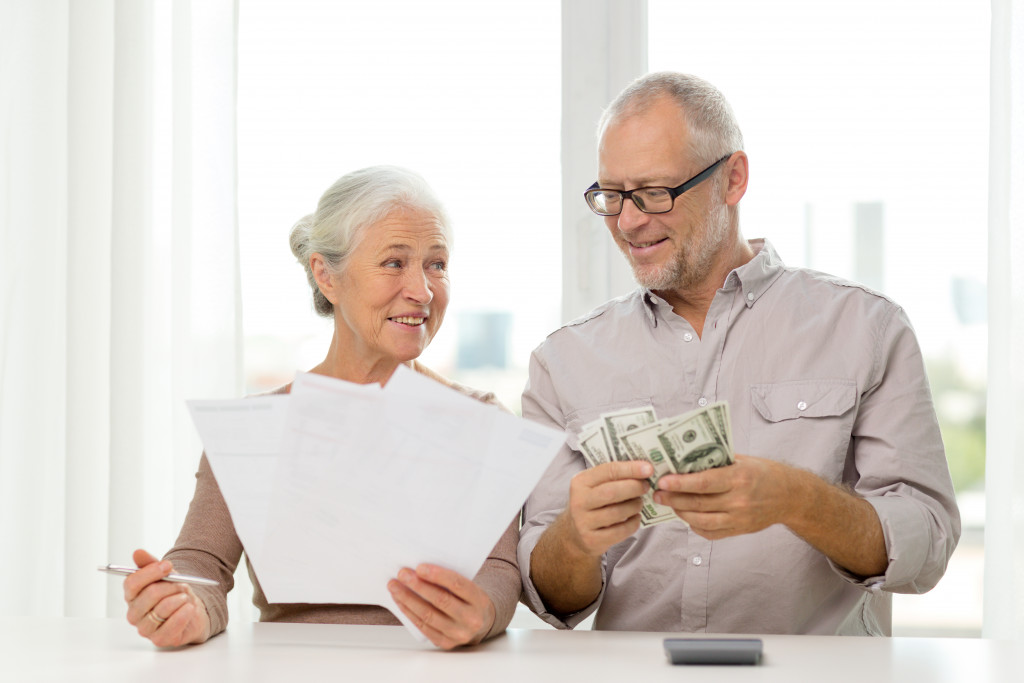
[984, 0, 1024, 641]
[0, 0, 240, 619]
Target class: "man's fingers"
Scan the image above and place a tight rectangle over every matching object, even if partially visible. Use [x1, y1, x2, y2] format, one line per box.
[654, 489, 720, 510]
[580, 460, 654, 486]
[678, 511, 734, 539]
[579, 513, 642, 545]
[656, 468, 734, 495]
[580, 477, 650, 509]
[580, 498, 645, 529]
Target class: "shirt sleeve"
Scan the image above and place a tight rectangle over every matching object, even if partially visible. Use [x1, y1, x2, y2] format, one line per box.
[163, 453, 243, 637]
[517, 349, 606, 629]
[841, 305, 961, 593]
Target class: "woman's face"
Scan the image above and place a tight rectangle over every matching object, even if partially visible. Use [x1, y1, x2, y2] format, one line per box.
[330, 208, 451, 366]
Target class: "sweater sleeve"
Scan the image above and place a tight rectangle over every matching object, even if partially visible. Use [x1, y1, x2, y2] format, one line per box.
[472, 516, 521, 640]
[163, 453, 243, 637]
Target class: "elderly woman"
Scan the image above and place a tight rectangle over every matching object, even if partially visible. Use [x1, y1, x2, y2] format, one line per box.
[121, 166, 520, 650]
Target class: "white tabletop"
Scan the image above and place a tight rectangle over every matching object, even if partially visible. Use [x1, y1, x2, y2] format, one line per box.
[0, 617, 1018, 682]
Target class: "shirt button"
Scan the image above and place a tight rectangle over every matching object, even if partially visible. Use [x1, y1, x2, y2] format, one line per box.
[692, 555, 703, 566]
[797, 401, 808, 411]
[698, 397, 708, 407]
[746, 292, 754, 301]
[683, 332, 693, 342]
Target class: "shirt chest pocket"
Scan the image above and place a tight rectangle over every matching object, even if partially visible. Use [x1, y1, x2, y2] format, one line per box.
[748, 379, 858, 481]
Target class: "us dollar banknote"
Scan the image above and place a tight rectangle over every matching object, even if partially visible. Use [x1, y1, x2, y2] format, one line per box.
[575, 402, 735, 527]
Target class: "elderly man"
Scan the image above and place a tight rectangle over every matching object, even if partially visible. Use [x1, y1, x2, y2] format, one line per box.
[518, 72, 960, 635]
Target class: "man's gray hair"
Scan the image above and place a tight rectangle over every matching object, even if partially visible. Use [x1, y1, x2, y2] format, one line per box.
[289, 165, 452, 318]
[598, 72, 744, 165]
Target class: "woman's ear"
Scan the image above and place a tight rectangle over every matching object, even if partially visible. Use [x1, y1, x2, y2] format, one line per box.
[310, 253, 336, 304]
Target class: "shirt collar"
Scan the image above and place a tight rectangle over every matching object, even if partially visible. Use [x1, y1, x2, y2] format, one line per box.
[640, 238, 786, 324]
[724, 238, 786, 308]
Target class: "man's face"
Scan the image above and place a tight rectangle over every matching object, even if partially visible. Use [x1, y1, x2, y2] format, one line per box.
[597, 97, 729, 293]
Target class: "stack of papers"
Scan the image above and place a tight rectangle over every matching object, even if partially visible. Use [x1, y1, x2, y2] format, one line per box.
[187, 365, 564, 638]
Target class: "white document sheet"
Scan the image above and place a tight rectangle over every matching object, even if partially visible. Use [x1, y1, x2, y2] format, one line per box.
[186, 395, 290, 573]
[187, 366, 565, 640]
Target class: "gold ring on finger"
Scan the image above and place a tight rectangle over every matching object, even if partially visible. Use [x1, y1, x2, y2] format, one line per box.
[146, 610, 167, 626]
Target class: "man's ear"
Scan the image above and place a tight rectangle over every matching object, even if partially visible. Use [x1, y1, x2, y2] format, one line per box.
[723, 151, 749, 207]
[310, 253, 336, 304]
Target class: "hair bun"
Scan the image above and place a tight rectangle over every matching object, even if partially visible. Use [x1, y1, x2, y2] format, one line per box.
[289, 214, 316, 262]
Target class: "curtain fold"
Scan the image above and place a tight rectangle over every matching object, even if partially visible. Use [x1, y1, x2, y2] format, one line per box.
[0, 0, 240, 619]
[984, 0, 1024, 641]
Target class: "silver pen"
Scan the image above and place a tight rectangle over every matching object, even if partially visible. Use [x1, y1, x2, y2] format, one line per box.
[97, 563, 219, 587]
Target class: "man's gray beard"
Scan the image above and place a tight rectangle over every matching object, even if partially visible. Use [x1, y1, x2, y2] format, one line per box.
[629, 203, 731, 292]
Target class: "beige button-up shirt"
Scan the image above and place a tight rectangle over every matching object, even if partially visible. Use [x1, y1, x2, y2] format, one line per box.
[519, 240, 960, 635]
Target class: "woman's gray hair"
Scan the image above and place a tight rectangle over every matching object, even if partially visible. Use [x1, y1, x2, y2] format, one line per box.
[598, 72, 744, 167]
[289, 165, 452, 317]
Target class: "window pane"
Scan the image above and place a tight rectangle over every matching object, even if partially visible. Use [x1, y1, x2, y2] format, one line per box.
[650, 0, 988, 636]
[238, 0, 561, 413]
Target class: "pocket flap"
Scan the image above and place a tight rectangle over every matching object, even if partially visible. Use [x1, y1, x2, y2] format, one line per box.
[750, 379, 856, 423]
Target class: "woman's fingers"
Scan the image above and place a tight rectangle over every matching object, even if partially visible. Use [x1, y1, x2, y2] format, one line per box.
[387, 565, 495, 649]
[126, 580, 188, 626]
[123, 549, 172, 603]
[389, 579, 474, 650]
[132, 548, 159, 567]
[133, 589, 209, 647]
[146, 599, 201, 648]
[122, 548, 211, 647]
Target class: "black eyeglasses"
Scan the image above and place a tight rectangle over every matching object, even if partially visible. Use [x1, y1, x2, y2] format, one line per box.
[584, 154, 732, 216]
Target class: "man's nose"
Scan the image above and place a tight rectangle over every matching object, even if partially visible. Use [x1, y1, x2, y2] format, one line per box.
[615, 196, 650, 233]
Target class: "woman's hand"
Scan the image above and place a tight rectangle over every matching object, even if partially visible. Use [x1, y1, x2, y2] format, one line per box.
[123, 549, 212, 647]
[387, 564, 496, 650]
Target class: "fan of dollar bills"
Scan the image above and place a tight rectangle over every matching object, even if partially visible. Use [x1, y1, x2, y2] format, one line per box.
[576, 402, 735, 527]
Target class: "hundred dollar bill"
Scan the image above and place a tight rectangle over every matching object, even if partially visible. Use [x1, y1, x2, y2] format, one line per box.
[657, 410, 733, 474]
[578, 414, 677, 525]
[573, 402, 735, 528]
[705, 400, 733, 450]
[618, 419, 688, 527]
[601, 406, 658, 460]
[618, 418, 680, 489]
[638, 491, 679, 526]
[577, 424, 614, 468]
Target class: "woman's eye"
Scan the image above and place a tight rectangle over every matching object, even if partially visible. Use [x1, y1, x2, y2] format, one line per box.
[383, 259, 403, 269]
[429, 260, 447, 272]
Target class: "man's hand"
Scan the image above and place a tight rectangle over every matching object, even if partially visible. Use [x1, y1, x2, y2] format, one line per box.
[529, 460, 653, 617]
[654, 454, 888, 577]
[652, 454, 794, 539]
[564, 460, 655, 556]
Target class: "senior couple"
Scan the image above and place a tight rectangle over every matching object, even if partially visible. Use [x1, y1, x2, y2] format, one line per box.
[123, 72, 960, 649]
